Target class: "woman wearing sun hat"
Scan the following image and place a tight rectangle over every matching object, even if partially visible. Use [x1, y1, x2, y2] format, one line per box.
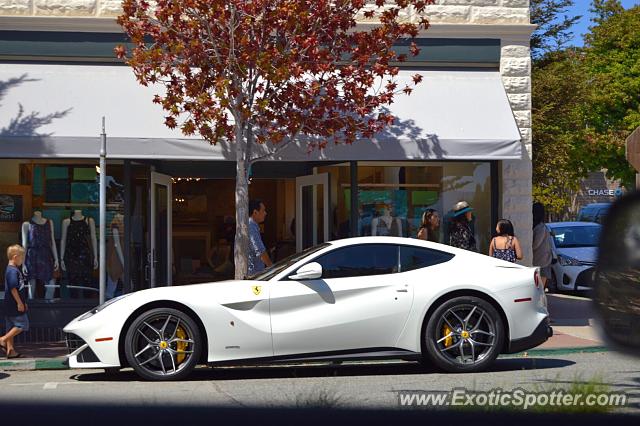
[448, 201, 477, 252]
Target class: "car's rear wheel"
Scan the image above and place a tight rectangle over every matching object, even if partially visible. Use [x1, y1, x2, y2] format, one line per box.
[424, 296, 504, 373]
[124, 308, 201, 381]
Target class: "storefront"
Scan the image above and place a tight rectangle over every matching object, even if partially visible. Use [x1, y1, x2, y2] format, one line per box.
[0, 32, 528, 341]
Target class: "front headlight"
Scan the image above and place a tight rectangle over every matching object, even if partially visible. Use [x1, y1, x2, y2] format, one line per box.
[77, 294, 131, 321]
[558, 254, 582, 267]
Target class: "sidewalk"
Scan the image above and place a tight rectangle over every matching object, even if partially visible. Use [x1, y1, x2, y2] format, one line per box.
[0, 341, 67, 371]
[523, 292, 605, 355]
[0, 293, 606, 371]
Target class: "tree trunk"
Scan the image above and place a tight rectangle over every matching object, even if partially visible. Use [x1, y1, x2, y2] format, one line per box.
[234, 132, 250, 280]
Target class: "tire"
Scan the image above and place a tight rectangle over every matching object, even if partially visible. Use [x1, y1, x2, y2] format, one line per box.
[423, 296, 504, 373]
[124, 308, 201, 381]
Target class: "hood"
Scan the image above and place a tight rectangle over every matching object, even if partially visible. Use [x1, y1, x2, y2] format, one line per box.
[555, 246, 598, 263]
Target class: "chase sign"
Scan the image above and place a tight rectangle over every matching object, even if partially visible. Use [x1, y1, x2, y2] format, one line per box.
[588, 188, 624, 197]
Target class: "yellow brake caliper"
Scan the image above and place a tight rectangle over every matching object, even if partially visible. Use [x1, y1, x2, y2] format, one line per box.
[176, 326, 188, 364]
[443, 324, 453, 347]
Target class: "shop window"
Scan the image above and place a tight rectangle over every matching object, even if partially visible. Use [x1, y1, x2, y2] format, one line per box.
[0, 161, 125, 302]
[318, 162, 492, 255]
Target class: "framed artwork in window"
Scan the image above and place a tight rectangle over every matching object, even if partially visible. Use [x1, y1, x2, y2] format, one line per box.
[0, 185, 32, 232]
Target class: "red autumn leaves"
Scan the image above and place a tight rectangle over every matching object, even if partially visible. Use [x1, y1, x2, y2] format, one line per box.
[116, 0, 432, 149]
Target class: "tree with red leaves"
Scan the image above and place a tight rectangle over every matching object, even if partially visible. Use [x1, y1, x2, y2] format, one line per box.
[116, 0, 432, 279]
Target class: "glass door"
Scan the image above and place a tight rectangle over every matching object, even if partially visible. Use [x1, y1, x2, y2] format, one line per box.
[150, 172, 173, 287]
[295, 173, 330, 252]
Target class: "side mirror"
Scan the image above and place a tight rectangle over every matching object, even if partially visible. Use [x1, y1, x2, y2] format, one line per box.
[288, 262, 323, 280]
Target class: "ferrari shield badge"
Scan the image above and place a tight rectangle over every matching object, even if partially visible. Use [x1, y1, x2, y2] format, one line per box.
[252, 285, 262, 296]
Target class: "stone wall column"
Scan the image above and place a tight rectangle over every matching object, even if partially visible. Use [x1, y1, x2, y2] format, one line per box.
[500, 37, 533, 265]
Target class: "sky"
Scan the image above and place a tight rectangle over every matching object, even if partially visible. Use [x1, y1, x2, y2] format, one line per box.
[563, 0, 640, 46]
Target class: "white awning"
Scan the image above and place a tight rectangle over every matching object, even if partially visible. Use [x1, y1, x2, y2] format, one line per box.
[0, 63, 522, 161]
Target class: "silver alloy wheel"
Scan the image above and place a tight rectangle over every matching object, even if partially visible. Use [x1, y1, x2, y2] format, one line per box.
[435, 304, 497, 365]
[131, 313, 195, 377]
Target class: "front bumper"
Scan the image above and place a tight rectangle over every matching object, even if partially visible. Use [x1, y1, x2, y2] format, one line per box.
[553, 264, 596, 290]
[65, 333, 119, 369]
[505, 317, 553, 354]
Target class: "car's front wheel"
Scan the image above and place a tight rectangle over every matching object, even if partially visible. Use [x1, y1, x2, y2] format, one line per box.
[423, 296, 504, 373]
[124, 308, 201, 381]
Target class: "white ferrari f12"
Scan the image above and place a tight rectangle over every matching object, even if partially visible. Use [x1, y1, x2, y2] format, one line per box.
[64, 237, 552, 380]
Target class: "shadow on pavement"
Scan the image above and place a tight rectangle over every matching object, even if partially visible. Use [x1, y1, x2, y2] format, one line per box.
[0, 373, 9, 380]
[71, 358, 576, 382]
[0, 401, 637, 426]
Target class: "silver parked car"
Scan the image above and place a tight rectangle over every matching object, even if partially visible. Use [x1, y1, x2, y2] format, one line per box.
[547, 222, 601, 292]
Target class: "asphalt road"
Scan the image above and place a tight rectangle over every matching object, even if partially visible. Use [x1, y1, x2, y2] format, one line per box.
[1, 351, 639, 413]
[547, 293, 596, 326]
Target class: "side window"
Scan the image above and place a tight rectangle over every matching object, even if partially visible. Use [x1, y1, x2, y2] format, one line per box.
[313, 244, 399, 279]
[400, 245, 454, 272]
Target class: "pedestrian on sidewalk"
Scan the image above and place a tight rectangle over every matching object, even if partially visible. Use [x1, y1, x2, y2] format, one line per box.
[247, 199, 272, 277]
[448, 201, 477, 252]
[417, 208, 441, 242]
[532, 202, 554, 288]
[489, 219, 523, 263]
[0, 244, 29, 359]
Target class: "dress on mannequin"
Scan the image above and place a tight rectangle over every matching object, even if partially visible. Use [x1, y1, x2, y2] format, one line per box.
[25, 220, 54, 282]
[22, 211, 58, 300]
[371, 209, 403, 237]
[64, 216, 94, 286]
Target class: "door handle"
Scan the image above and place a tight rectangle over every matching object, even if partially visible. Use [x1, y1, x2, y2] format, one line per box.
[396, 284, 409, 293]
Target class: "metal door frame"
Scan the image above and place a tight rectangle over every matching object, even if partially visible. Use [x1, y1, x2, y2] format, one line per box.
[295, 172, 330, 252]
[150, 171, 173, 287]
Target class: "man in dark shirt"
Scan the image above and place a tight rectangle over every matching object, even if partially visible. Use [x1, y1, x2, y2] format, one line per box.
[0, 244, 29, 359]
[247, 199, 272, 276]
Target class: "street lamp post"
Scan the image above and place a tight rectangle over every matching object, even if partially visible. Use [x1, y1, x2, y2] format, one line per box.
[99, 117, 107, 305]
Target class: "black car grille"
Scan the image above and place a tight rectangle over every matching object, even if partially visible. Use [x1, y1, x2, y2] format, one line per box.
[576, 268, 596, 287]
[65, 333, 100, 363]
[65, 333, 85, 354]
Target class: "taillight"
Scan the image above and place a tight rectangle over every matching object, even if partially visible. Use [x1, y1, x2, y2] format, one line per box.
[534, 270, 540, 288]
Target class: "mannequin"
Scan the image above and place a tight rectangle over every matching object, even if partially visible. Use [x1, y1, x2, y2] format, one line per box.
[106, 213, 125, 299]
[22, 210, 59, 300]
[61, 210, 98, 295]
[371, 206, 403, 237]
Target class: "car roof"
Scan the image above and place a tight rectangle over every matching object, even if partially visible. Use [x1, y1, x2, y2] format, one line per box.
[327, 236, 434, 247]
[325, 236, 470, 255]
[548, 221, 602, 227]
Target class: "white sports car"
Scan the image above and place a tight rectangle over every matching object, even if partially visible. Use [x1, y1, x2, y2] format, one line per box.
[64, 237, 552, 381]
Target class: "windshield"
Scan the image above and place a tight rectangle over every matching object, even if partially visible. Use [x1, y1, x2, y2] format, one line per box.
[551, 225, 601, 248]
[247, 243, 331, 281]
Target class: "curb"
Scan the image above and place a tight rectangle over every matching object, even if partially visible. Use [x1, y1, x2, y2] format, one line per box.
[0, 346, 610, 371]
[504, 345, 608, 357]
[0, 358, 68, 371]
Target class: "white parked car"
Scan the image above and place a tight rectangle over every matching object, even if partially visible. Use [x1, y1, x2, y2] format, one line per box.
[64, 237, 551, 381]
[547, 222, 601, 292]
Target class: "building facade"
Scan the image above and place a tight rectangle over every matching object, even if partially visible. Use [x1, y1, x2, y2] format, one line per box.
[0, 0, 534, 341]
